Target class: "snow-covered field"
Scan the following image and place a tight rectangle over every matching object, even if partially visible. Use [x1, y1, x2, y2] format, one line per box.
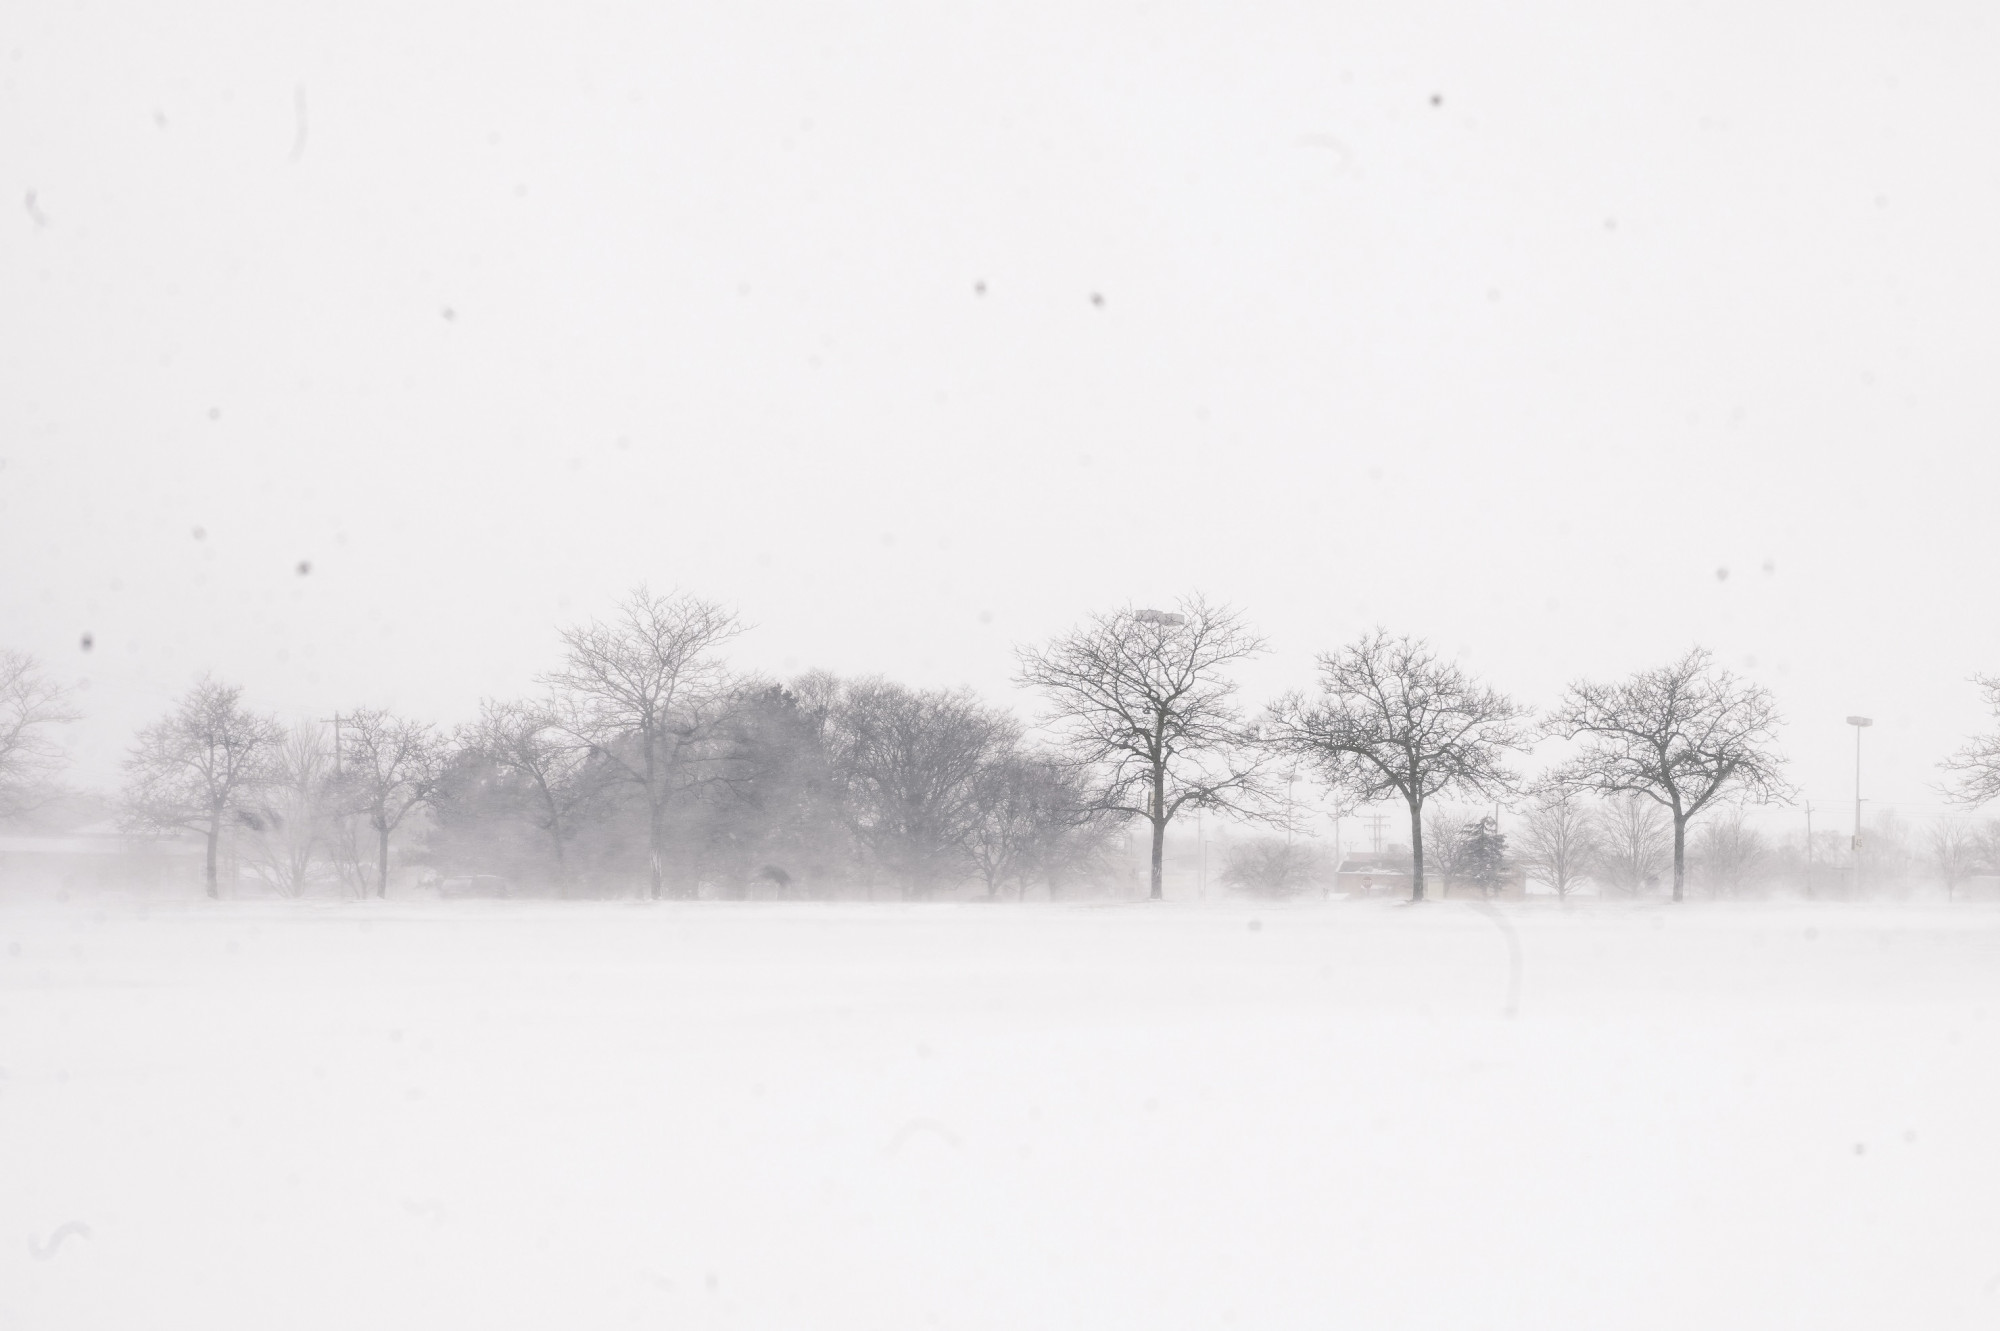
[5, 898, 1999, 1329]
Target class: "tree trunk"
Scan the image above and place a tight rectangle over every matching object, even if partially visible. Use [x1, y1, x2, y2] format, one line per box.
[1671, 815, 1687, 903]
[204, 820, 220, 900]
[1148, 763, 1167, 900]
[648, 799, 665, 901]
[644, 731, 665, 900]
[538, 785, 569, 900]
[1408, 798, 1426, 902]
[377, 820, 391, 899]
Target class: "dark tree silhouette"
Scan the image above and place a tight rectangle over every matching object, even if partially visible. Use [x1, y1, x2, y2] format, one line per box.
[1517, 783, 1599, 901]
[462, 698, 601, 895]
[1591, 793, 1671, 896]
[830, 679, 1018, 899]
[1941, 675, 2000, 808]
[337, 708, 448, 899]
[123, 677, 282, 898]
[1016, 597, 1274, 901]
[967, 752, 1106, 899]
[1456, 816, 1509, 898]
[0, 650, 81, 819]
[542, 586, 742, 899]
[1271, 631, 1525, 902]
[1543, 648, 1790, 903]
[1925, 819, 1981, 903]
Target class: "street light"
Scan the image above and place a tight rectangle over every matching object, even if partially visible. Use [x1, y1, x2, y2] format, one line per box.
[1847, 716, 1873, 896]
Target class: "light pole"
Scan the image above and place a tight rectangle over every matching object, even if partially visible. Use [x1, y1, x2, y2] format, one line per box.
[1846, 716, 1872, 897]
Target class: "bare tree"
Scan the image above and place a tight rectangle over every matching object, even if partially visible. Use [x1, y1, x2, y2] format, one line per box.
[464, 698, 600, 896]
[1978, 823, 2000, 898]
[0, 650, 82, 820]
[1941, 675, 2000, 807]
[1543, 648, 1791, 903]
[123, 677, 282, 899]
[321, 800, 373, 899]
[1690, 807, 1767, 898]
[336, 708, 448, 899]
[1016, 597, 1274, 901]
[542, 587, 742, 899]
[1220, 837, 1325, 899]
[1423, 804, 1474, 897]
[968, 752, 1109, 899]
[1014, 764, 1114, 900]
[832, 679, 1019, 898]
[242, 722, 338, 899]
[1517, 783, 1599, 900]
[967, 751, 1045, 898]
[1270, 631, 1525, 902]
[1925, 819, 1982, 903]
[1591, 793, 1671, 896]
[1859, 807, 1916, 898]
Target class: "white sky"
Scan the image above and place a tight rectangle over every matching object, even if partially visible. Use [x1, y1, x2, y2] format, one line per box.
[4, 2, 1998, 831]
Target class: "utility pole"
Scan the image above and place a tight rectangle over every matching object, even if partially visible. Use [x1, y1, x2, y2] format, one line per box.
[321, 712, 354, 896]
[1847, 716, 1872, 898]
[1331, 808, 1344, 900]
[318, 713, 345, 771]
[1804, 801, 1814, 900]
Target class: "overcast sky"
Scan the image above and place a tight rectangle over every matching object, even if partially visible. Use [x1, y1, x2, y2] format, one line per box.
[5, 2, 1998, 832]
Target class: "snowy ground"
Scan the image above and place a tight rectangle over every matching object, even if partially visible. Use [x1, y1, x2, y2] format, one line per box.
[4, 898, 2000, 1329]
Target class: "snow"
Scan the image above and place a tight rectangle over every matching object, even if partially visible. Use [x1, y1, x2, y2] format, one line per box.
[4, 899, 1999, 1328]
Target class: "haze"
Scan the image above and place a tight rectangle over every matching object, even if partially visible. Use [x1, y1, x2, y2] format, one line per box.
[17, 7, 2000, 1329]
[6, 4, 1998, 812]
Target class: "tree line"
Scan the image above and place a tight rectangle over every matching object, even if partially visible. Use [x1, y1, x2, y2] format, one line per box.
[8, 591, 2000, 903]
[1213, 793, 1993, 903]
